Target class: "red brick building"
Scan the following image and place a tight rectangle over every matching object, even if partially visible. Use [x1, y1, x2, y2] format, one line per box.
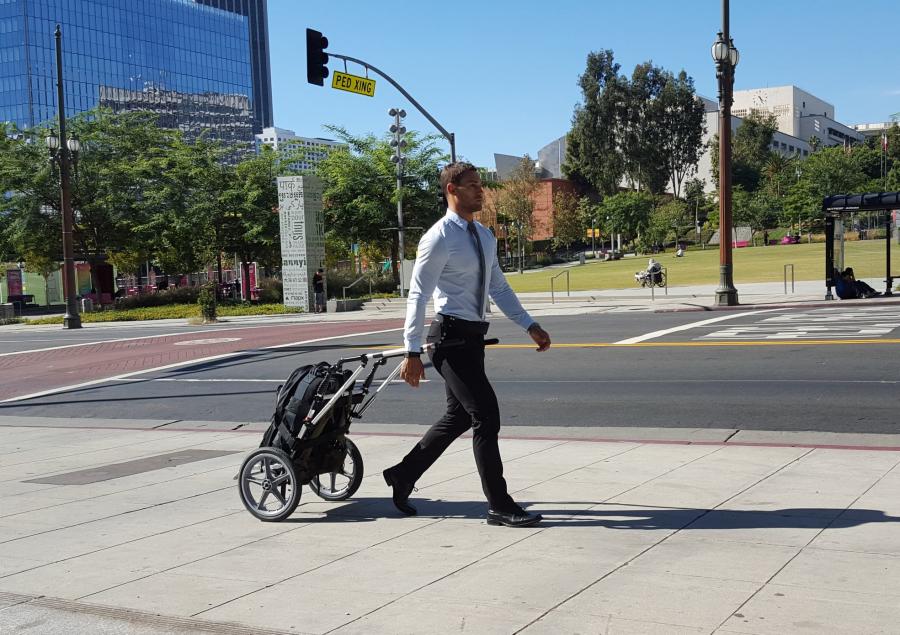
[476, 179, 578, 242]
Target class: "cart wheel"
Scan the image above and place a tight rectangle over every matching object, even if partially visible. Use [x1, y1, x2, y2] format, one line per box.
[238, 447, 301, 522]
[657, 273, 667, 287]
[309, 438, 364, 501]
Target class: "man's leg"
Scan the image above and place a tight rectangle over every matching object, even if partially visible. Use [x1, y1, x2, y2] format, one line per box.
[392, 375, 472, 483]
[432, 344, 518, 513]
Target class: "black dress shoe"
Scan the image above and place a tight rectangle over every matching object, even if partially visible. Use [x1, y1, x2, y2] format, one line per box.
[486, 509, 543, 527]
[383, 467, 417, 516]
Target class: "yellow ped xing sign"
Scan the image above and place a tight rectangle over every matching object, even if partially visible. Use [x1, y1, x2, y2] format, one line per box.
[331, 71, 376, 97]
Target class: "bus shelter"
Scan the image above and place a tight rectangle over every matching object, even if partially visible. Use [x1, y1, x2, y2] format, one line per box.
[822, 192, 900, 300]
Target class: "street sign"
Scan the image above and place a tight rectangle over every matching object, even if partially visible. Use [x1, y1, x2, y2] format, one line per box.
[331, 71, 376, 97]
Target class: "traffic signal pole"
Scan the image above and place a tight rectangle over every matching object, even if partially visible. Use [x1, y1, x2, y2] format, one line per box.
[305, 29, 456, 162]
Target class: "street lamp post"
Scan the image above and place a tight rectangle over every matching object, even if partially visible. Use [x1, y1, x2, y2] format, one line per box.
[389, 108, 407, 297]
[711, 1, 740, 306]
[48, 25, 81, 328]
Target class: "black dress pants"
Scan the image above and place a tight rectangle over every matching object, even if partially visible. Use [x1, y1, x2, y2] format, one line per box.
[394, 319, 518, 513]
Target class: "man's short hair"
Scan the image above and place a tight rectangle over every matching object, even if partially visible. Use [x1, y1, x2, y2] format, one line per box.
[440, 162, 478, 196]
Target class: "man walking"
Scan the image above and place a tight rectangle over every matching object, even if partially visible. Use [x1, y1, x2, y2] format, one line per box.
[312, 268, 325, 313]
[383, 162, 552, 528]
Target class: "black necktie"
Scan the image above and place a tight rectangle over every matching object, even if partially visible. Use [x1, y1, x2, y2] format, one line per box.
[467, 221, 486, 319]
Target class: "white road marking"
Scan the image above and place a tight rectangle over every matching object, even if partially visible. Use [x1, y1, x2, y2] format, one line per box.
[0, 324, 288, 358]
[0, 327, 404, 403]
[172, 337, 242, 345]
[614, 309, 781, 344]
[701, 306, 900, 340]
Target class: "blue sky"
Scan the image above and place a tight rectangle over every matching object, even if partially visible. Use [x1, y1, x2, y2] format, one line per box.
[268, 0, 899, 168]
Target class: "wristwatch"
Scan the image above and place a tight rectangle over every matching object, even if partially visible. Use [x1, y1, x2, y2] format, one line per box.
[404, 351, 421, 359]
[527, 322, 542, 333]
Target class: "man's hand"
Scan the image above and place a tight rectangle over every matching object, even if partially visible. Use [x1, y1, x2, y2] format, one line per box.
[400, 356, 426, 387]
[528, 326, 551, 352]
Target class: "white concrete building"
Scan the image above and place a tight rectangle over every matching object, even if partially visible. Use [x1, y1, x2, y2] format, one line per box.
[732, 85, 862, 149]
[254, 126, 346, 172]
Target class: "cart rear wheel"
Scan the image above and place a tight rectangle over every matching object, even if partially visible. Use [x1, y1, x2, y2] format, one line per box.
[656, 272, 667, 287]
[238, 447, 300, 522]
[309, 438, 364, 501]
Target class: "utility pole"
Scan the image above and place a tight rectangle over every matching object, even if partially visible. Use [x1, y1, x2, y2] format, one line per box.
[389, 108, 407, 297]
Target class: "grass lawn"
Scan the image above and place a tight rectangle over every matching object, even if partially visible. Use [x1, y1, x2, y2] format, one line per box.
[504, 239, 900, 293]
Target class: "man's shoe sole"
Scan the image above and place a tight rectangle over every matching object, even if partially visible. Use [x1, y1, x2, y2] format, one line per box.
[486, 515, 542, 527]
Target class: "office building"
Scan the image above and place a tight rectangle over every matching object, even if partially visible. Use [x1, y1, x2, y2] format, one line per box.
[255, 126, 346, 172]
[0, 0, 272, 149]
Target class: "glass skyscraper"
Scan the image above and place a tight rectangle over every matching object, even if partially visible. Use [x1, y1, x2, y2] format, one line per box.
[0, 0, 272, 149]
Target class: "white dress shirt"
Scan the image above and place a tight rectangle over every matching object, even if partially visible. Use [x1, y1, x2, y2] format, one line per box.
[403, 209, 535, 352]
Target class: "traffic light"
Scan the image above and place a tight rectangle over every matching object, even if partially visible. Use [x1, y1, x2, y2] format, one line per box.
[306, 28, 329, 86]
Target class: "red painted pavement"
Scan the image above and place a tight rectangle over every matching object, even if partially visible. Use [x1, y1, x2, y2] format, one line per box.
[0, 319, 403, 401]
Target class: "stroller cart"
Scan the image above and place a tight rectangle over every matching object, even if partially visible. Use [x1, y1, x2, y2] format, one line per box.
[237, 345, 409, 521]
[237, 338, 499, 521]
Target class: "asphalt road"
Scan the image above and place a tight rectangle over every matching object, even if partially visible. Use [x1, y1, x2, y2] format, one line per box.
[2, 305, 899, 433]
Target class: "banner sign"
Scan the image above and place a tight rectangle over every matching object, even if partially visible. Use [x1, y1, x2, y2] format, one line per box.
[331, 70, 376, 97]
[6, 270, 22, 296]
[277, 176, 325, 310]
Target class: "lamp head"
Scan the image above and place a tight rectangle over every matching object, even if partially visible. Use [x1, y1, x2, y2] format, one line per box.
[711, 32, 729, 63]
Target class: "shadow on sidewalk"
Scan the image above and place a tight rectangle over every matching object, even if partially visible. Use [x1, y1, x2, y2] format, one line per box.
[294, 498, 900, 530]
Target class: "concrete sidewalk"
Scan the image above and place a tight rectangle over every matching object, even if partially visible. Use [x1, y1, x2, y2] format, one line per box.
[1, 423, 899, 634]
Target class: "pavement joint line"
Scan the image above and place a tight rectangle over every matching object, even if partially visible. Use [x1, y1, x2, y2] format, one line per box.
[0, 431, 237, 485]
[0, 591, 299, 635]
[0, 508, 245, 582]
[324, 522, 545, 634]
[0, 426, 200, 466]
[0, 326, 404, 404]
[521, 445, 816, 631]
[709, 449, 900, 632]
[516, 503, 713, 633]
[0, 459, 245, 521]
[0, 485, 235, 548]
[76, 505, 316, 604]
[190, 515, 452, 619]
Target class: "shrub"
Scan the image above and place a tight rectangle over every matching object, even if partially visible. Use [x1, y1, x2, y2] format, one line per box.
[114, 286, 199, 310]
[198, 283, 217, 322]
[257, 278, 283, 303]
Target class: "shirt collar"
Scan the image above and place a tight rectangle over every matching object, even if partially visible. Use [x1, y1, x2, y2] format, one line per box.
[445, 208, 472, 231]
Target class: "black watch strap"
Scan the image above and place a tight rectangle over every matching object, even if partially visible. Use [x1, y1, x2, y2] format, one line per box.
[527, 322, 542, 333]
[404, 351, 421, 359]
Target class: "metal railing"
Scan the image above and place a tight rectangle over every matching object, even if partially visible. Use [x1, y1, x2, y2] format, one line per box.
[550, 270, 570, 304]
[649, 267, 668, 301]
[342, 276, 373, 301]
[783, 264, 795, 294]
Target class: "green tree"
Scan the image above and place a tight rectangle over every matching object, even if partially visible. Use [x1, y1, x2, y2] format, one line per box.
[316, 126, 445, 284]
[496, 156, 539, 270]
[710, 111, 778, 193]
[550, 190, 583, 255]
[563, 50, 627, 195]
[645, 198, 688, 250]
[659, 71, 707, 198]
[622, 62, 669, 194]
[598, 191, 655, 245]
[733, 187, 779, 245]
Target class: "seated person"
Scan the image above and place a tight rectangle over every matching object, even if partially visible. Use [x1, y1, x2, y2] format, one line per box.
[646, 258, 662, 284]
[843, 267, 881, 298]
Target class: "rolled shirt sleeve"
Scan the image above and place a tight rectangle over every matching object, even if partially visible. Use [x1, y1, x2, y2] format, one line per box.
[403, 230, 449, 352]
[488, 256, 535, 330]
